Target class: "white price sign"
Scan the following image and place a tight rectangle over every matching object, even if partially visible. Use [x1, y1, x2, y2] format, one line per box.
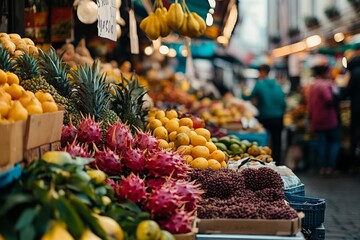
[97, 0, 117, 41]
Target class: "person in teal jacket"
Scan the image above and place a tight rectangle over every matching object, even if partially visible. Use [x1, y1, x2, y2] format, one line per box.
[243, 64, 286, 165]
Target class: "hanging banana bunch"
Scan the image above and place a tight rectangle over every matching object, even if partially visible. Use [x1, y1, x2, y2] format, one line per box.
[139, 0, 207, 40]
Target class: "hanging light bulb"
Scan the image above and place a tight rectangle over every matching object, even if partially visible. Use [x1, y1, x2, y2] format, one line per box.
[76, 0, 98, 24]
[206, 13, 213, 26]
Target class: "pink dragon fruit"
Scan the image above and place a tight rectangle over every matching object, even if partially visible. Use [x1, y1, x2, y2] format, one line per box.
[105, 178, 117, 190]
[94, 147, 123, 175]
[145, 150, 190, 179]
[61, 122, 77, 148]
[145, 177, 166, 191]
[63, 141, 91, 158]
[146, 184, 183, 217]
[116, 173, 147, 204]
[106, 122, 134, 153]
[164, 180, 204, 212]
[123, 148, 146, 173]
[159, 207, 195, 234]
[135, 132, 159, 151]
[77, 116, 102, 146]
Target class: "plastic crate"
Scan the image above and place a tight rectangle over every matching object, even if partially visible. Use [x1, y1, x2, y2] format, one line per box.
[286, 195, 326, 229]
[302, 223, 325, 240]
[227, 131, 268, 146]
[284, 183, 305, 197]
[0, 164, 22, 188]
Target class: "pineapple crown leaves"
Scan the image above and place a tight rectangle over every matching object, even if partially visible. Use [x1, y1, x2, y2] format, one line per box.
[70, 59, 112, 120]
[38, 47, 73, 99]
[111, 73, 149, 131]
[0, 45, 15, 72]
[14, 51, 41, 80]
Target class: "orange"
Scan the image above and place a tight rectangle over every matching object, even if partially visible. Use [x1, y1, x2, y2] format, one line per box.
[27, 99, 43, 114]
[208, 159, 221, 170]
[24, 90, 35, 98]
[179, 117, 193, 128]
[158, 139, 169, 149]
[189, 130, 197, 138]
[176, 145, 192, 155]
[206, 141, 217, 153]
[191, 146, 210, 159]
[19, 96, 32, 107]
[174, 132, 190, 147]
[41, 101, 58, 113]
[5, 84, 24, 100]
[190, 135, 207, 146]
[195, 128, 211, 141]
[6, 72, 19, 85]
[190, 157, 208, 169]
[165, 109, 178, 119]
[210, 150, 226, 163]
[221, 161, 227, 168]
[153, 126, 168, 140]
[35, 91, 54, 103]
[0, 69, 7, 84]
[0, 90, 11, 104]
[165, 119, 179, 133]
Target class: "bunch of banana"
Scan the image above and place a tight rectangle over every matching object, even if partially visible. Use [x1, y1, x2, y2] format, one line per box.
[139, 0, 206, 40]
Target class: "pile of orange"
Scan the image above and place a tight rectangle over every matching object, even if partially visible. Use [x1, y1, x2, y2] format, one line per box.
[147, 108, 227, 170]
[0, 69, 58, 123]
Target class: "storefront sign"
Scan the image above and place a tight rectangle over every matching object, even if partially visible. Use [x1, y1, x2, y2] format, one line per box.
[97, 0, 117, 41]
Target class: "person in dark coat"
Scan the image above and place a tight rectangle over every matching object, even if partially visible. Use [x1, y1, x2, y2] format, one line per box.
[343, 53, 360, 161]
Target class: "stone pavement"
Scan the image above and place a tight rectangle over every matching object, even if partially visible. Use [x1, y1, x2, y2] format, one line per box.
[296, 171, 360, 240]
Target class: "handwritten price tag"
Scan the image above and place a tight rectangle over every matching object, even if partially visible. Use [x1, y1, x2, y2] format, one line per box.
[97, 0, 117, 41]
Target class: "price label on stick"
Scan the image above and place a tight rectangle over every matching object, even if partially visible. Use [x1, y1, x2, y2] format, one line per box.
[97, 0, 117, 41]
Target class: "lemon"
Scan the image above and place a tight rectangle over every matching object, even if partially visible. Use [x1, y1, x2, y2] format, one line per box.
[195, 127, 211, 141]
[190, 157, 209, 169]
[165, 119, 179, 133]
[191, 145, 210, 159]
[168, 131, 177, 142]
[174, 132, 190, 147]
[6, 72, 19, 85]
[136, 220, 161, 240]
[208, 159, 221, 170]
[190, 135, 207, 146]
[176, 145, 192, 155]
[179, 117, 193, 128]
[155, 110, 166, 119]
[149, 119, 162, 130]
[183, 154, 193, 164]
[0, 69, 7, 84]
[153, 126, 168, 140]
[158, 139, 169, 149]
[210, 150, 226, 163]
[206, 141, 217, 153]
[165, 109, 178, 119]
[177, 126, 191, 136]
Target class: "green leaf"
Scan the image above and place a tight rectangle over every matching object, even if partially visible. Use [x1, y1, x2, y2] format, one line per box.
[34, 203, 53, 235]
[15, 207, 38, 230]
[55, 197, 85, 239]
[19, 224, 36, 240]
[95, 186, 107, 196]
[70, 197, 109, 240]
[0, 193, 35, 215]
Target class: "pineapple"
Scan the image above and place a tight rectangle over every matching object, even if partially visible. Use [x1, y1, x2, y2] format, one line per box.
[111, 73, 149, 133]
[0, 45, 15, 72]
[70, 59, 119, 129]
[37, 47, 79, 125]
[15, 52, 67, 106]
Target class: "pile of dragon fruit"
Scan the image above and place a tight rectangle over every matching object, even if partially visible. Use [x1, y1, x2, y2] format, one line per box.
[61, 117, 203, 234]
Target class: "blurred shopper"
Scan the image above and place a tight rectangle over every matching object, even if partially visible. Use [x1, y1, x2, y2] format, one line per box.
[242, 64, 286, 165]
[342, 51, 360, 162]
[308, 55, 340, 176]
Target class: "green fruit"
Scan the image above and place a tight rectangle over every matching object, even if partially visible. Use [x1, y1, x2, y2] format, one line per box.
[219, 136, 231, 146]
[229, 143, 243, 155]
[41, 151, 73, 165]
[87, 170, 106, 184]
[241, 140, 251, 148]
[215, 142, 228, 151]
[240, 143, 247, 152]
[230, 138, 242, 146]
[160, 230, 175, 240]
[211, 137, 218, 143]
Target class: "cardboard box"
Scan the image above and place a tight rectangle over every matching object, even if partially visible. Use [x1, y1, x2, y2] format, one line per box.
[25, 111, 64, 149]
[174, 228, 198, 240]
[0, 120, 27, 168]
[197, 216, 302, 236]
[24, 141, 61, 164]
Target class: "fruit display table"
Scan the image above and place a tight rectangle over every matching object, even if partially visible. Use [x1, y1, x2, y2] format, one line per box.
[196, 232, 305, 240]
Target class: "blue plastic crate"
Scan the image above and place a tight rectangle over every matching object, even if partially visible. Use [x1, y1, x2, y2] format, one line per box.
[286, 195, 326, 229]
[0, 164, 22, 188]
[284, 183, 305, 197]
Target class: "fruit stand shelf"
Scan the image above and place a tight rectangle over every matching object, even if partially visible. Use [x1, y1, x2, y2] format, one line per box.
[196, 232, 304, 240]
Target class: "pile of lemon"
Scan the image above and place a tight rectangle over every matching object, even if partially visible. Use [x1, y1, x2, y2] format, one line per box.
[147, 108, 227, 170]
[0, 69, 58, 123]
